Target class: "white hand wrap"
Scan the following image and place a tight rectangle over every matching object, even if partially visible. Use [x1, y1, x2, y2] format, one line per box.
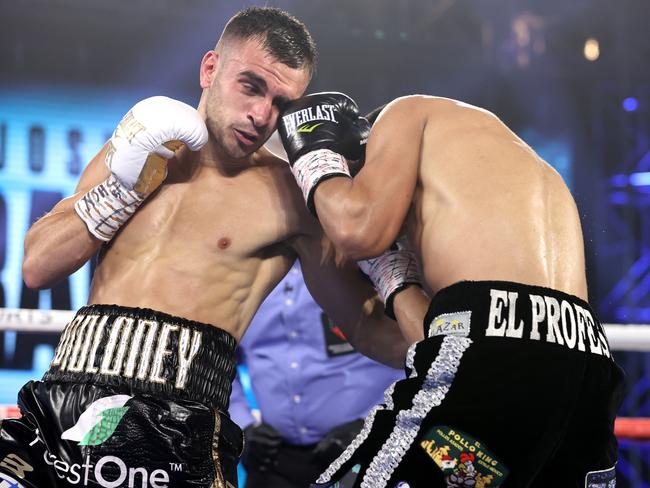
[74, 175, 145, 241]
[358, 241, 422, 319]
[291, 149, 351, 216]
[74, 96, 208, 242]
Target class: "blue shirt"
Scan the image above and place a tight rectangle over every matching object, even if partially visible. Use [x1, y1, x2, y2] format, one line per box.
[229, 262, 404, 445]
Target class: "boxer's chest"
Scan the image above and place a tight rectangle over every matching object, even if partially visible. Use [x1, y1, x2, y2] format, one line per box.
[122, 167, 298, 260]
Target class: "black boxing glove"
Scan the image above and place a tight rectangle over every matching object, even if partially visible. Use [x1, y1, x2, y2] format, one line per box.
[278, 92, 370, 215]
[279, 92, 368, 163]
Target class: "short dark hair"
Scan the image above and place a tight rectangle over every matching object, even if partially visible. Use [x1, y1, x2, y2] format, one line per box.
[221, 7, 317, 76]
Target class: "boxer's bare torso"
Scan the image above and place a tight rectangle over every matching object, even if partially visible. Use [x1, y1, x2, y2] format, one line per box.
[89, 145, 314, 340]
[27, 141, 396, 348]
[317, 95, 587, 301]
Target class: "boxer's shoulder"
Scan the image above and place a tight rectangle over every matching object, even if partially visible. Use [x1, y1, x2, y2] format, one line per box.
[380, 95, 453, 117]
[254, 147, 315, 213]
[381, 95, 500, 128]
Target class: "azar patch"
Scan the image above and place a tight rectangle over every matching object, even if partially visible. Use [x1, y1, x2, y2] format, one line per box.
[427, 312, 471, 338]
[420, 425, 508, 487]
[585, 465, 616, 488]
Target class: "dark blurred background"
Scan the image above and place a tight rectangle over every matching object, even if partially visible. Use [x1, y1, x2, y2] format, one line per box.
[1, 0, 649, 484]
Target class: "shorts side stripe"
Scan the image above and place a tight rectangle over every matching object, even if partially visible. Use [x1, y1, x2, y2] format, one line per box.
[360, 336, 472, 488]
[316, 341, 422, 484]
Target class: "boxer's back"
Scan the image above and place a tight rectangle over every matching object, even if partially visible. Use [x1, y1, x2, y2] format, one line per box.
[400, 96, 587, 299]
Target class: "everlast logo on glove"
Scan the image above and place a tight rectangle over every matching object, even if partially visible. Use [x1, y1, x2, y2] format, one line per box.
[278, 92, 369, 165]
[281, 104, 338, 135]
[278, 92, 369, 215]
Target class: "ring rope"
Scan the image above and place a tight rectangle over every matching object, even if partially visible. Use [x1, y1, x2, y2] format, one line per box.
[0, 308, 648, 351]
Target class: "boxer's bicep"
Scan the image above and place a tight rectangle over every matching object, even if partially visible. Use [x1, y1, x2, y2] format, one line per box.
[359, 98, 423, 216]
[314, 98, 425, 258]
[23, 143, 110, 288]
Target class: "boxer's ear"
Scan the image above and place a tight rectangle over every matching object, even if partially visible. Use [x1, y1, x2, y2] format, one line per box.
[199, 50, 219, 89]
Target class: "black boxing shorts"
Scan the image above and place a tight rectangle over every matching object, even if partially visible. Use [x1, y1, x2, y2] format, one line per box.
[314, 281, 625, 488]
[0, 304, 243, 488]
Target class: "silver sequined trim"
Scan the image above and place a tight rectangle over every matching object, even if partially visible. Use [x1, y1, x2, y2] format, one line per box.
[316, 337, 470, 486]
[383, 381, 397, 410]
[360, 336, 472, 488]
[317, 342, 421, 483]
[404, 342, 417, 377]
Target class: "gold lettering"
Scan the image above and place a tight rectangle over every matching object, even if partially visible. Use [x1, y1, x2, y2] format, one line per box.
[149, 323, 178, 384]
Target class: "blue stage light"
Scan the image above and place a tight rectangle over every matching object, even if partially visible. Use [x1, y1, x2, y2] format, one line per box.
[630, 171, 650, 187]
[623, 97, 638, 112]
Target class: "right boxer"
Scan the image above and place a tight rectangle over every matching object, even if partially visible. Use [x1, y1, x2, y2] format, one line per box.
[278, 93, 625, 487]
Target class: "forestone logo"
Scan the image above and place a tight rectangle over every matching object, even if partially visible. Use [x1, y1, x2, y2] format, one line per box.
[62, 395, 131, 446]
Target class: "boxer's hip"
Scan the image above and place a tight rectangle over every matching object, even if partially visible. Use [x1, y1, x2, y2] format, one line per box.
[314, 281, 625, 488]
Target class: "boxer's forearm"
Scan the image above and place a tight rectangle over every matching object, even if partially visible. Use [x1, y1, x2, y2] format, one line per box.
[350, 311, 411, 369]
[23, 195, 102, 289]
[314, 177, 400, 260]
[393, 285, 428, 344]
[354, 288, 426, 369]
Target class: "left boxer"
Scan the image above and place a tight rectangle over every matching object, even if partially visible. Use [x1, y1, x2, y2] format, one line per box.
[4, 8, 416, 488]
[0, 97, 242, 488]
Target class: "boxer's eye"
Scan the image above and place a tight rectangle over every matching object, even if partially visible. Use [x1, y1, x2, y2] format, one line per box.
[242, 82, 260, 95]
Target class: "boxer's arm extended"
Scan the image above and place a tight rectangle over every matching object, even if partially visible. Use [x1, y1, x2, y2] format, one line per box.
[313, 97, 425, 259]
[23, 145, 111, 289]
[291, 232, 417, 369]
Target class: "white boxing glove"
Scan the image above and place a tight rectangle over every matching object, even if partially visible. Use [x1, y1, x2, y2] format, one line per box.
[106, 96, 208, 193]
[358, 238, 422, 319]
[75, 97, 208, 241]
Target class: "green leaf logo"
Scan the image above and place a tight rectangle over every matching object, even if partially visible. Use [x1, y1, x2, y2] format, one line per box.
[61, 395, 131, 446]
[79, 406, 129, 446]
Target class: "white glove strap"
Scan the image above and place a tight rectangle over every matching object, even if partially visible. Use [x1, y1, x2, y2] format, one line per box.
[358, 248, 421, 318]
[291, 149, 351, 215]
[74, 174, 146, 242]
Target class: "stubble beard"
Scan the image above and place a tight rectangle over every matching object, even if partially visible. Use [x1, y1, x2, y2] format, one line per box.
[205, 114, 248, 161]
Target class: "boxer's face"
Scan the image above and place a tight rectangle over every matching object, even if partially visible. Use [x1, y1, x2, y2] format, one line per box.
[201, 38, 310, 160]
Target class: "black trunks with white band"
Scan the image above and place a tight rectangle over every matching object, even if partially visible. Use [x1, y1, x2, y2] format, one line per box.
[0, 304, 242, 488]
[313, 281, 625, 488]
